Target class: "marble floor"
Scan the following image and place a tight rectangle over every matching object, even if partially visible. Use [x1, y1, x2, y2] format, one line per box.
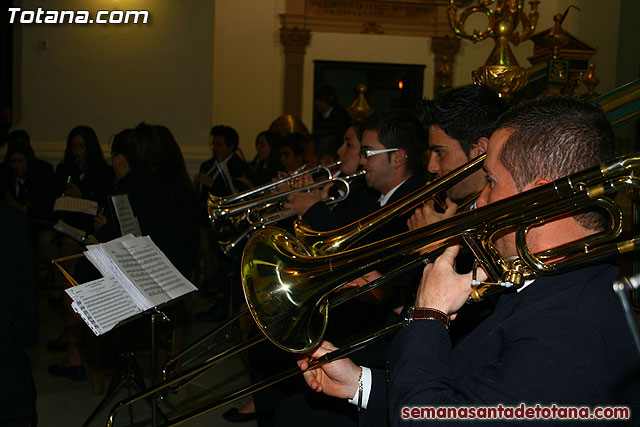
[28, 285, 258, 427]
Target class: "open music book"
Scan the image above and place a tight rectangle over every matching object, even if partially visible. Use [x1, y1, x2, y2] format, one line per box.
[53, 196, 99, 215]
[65, 234, 198, 336]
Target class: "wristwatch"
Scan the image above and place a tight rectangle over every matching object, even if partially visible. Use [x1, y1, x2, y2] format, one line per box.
[407, 306, 450, 330]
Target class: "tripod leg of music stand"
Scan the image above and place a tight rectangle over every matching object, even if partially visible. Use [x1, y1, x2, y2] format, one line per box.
[123, 350, 169, 423]
[82, 354, 130, 427]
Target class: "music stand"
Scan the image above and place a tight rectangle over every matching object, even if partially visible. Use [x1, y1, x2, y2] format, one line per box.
[52, 252, 187, 427]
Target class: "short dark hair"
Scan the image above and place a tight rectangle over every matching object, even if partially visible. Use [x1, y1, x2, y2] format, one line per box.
[210, 125, 239, 151]
[280, 133, 305, 156]
[308, 130, 341, 162]
[314, 84, 339, 106]
[360, 111, 427, 176]
[6, 129, 30, 146]
[418, 85, 509, 156]
[496, 96, 616, 230]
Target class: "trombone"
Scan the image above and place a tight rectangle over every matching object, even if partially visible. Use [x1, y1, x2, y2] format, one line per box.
[293, 154, 486, 255]
[106, 153, 640, 426]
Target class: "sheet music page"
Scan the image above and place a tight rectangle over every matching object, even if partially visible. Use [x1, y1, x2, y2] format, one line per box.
[85, 235, 197, 310]
[119, 236, 198, 300]
[85, 235, 152, 309]
[53, 219, 86, 242]
[111, 194, 142, 236]
[53, 196, 99, 215]
[66, 276, 141, 336]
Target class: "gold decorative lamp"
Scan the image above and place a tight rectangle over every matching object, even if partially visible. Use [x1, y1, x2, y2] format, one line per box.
[347, 84, 374, 122]
[448, 0, 540, 100]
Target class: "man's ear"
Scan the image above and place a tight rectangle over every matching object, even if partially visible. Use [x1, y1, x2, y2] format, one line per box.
[393, 148, 407, 169]
[469, 137, 489, 157]
[524, 177, 549, 190]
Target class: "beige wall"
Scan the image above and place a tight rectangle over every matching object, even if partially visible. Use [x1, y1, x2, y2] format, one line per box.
[13, 0, 625, 173]
[15, 0, 214, 174]
[211, 0, 284, 162]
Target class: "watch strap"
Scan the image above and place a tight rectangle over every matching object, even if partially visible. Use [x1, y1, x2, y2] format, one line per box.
[408, 306, 450, 330]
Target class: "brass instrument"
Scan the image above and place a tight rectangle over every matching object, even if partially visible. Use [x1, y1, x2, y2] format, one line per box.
[213, 169, 367, 255]
[243, 154, 640, 353]
[208, 162, 338, 212]
[293, 154, 486, 256]
[106, 154, 640, 426]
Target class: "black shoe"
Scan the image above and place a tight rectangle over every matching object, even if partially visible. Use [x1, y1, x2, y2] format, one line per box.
[48, 364, 87, 382]
[46, 338, 69, 353]
[222, 407, 257, 423]
[194, 302, 227, 322]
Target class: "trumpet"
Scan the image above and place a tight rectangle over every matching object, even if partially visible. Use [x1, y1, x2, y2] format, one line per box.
[106, 153, 640, 426]
[208, 162, 340, 212]
[214, 170, 367, 255]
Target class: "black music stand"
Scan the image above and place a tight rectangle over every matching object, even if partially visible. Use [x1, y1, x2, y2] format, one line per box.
[52, 254, 186, 427]
[82, 310, 170, 426]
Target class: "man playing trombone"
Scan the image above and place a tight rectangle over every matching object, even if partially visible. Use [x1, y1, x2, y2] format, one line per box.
[300, 96, 640, 426]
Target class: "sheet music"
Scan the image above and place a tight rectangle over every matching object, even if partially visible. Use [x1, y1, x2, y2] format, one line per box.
[111, 194, 142, 236]
[53, 196, 99, 215]
[84, 235, 198, 311]
[119, 235, 197, 300]
[66, 276, 141, 336]
[54, 219, 87, 242]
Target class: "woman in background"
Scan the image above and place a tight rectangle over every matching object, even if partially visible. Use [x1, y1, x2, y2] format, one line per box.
[248, 130, 281, 186]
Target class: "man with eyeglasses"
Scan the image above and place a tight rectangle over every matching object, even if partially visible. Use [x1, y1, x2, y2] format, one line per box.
[273, 111, 426, 427]
[358, 111, 426, 220]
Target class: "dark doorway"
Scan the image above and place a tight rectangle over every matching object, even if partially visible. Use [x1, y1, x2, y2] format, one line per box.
[313, 60, 425, 128]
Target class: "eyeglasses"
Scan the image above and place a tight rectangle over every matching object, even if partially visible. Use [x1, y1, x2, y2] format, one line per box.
[360, 147, 399, 160]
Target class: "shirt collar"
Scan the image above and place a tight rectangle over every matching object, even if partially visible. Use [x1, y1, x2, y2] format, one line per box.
[377, 178, 407, 207]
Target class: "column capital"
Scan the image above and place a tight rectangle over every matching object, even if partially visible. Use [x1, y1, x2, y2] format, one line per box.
[280, 27, 311, 54]
[430, 35, 461, 59]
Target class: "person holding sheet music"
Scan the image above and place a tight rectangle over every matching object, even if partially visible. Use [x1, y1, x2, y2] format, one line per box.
[49, 124, 199, 382]
[49, 126, 113, 305]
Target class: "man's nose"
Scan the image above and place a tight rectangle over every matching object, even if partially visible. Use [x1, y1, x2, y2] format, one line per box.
[427, 152, 439, 175]
[476, 184, 490, 207]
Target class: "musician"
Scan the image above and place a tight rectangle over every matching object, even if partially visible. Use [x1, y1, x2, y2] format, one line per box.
[407, 85, 509, 229]
[407, 85, 509, 343]
[272, 111, 427, 427]
[302, 129, 341, 169]
[283, 123, 379, 231]
[279, 133, 306, 173]
[300, 97, 640, 426]
[194, 125, 250, 200]
[248, 130, 282, 186]
[194, 125, 249, 296]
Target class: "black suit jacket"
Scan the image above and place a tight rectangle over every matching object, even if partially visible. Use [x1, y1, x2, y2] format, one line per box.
[360, 263, 640, 426]
[302, 175, 380, 232]
[198, 153, 249, 201]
